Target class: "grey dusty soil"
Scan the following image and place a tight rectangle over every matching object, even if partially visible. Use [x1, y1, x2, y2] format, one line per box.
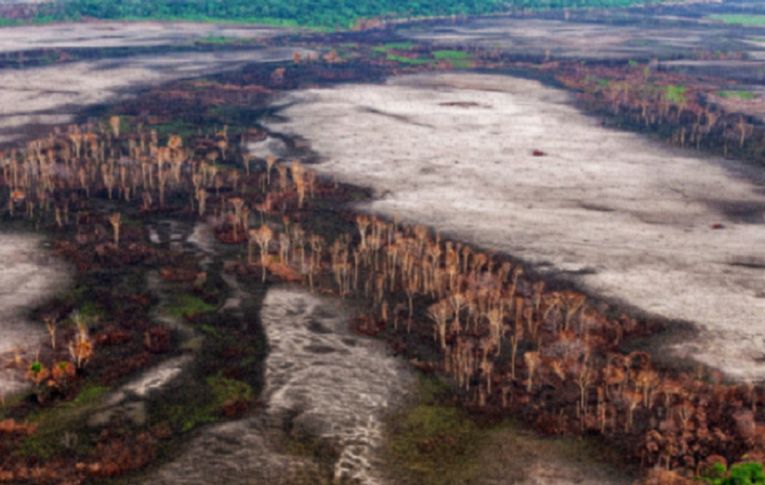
[148, 285, 415, 485]
[0, 232, 69, 397]
[0, 22, 305, 144]
[265, 72, 765, 381]
[401, 17, 728, 60]
[0, 21, 283, 52]
[398, 6, 765, 119]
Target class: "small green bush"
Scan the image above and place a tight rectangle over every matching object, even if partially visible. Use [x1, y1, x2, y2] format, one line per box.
[701, 461, 765, 485]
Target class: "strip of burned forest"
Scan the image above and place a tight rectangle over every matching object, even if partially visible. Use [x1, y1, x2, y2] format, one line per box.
[0, 36, 763, 484]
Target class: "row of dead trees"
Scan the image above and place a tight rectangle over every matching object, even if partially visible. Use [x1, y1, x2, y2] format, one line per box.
[1, 119, 764, 481]
[556, 63, 764, 164]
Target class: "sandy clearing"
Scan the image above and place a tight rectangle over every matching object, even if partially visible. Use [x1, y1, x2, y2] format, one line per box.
[0, 21, 282, 53]
[400, 17, 731, 60]
[0, 232, 69, 397]
[0, 46, 310, 143]
[265, 72, 765, 381]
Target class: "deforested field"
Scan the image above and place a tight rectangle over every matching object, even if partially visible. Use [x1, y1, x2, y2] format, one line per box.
[2, 2, 765, 484]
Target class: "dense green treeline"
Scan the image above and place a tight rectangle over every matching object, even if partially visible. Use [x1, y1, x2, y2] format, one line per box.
[42, 0, 660, 28]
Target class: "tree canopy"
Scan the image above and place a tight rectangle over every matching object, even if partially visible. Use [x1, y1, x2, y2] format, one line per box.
[45, 0, 661, 28]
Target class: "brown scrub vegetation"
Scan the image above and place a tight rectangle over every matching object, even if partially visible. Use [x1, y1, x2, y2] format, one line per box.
[0, 28, 764, 482]
[0, 113, 763, 483]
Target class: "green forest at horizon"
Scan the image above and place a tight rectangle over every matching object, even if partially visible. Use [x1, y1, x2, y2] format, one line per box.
[17, 0, 664, 29]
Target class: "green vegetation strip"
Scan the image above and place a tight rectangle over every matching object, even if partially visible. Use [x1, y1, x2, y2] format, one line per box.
[166, 293, 216, 319]
[664, 84, 686, 104]
[718, 90, 756, 101]
[700, 461, 765, 485]
[433, 50, 473, 68]
[20, 384, 109, 458]
[31, 0, 665, 29]
[385, 377, 482, 484]
[386, 54, 433, 65]
[708, 14, 765, 27]
[162, 376, 253, 432]
[372, 42, 415, 53]
[378, 48, 474, 68]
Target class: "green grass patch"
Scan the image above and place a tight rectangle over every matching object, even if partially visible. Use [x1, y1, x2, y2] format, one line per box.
[384, 376, 483, 484]
[373, 41, 415, 53]
[597, 78, 612, 89]
[195, 35, 240, 45]
[208, 375, 253, 406]
[433, 50, 473, 68]
[0, 15, 57, 27]
[165, 376, 252, 432]
[166, 293, 216, 319]
[664, 84, 687, 104]
[718, 90, 756, 101]
[700, 461, 765, 484]
[388, 404, 481, 483]
[432, 50, 470, 60]
[19, 384, 109, 458]
[199, 323, 222, 338]
[77, 300, 104, 321]
[386, 54, 432, 65]
[584, 76, 611, 89]
[385, 375, 634, 484]
[449, 59, 473, 69]
[708, 14, 765, 27]
[167, 402, 218, 433]
[0, 393, 28, 420]
[194, 34, 266, 46]
[150, 120, 198, 139]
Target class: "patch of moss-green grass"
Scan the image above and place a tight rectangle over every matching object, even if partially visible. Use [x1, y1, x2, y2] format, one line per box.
[664, 84, 687, 104]
[372, 41, 416, 54]
[386, 54, 433, 65]
[162, 376, 252, 432]
[148, 119, 199, 140]
[708, 14, 765, 27]
[19, 384, 109, 458]
[384, 376, 482, 484]
[166, 293, 216, 320]
[433, 49, 470, 60]
[718, 90, 756, 101]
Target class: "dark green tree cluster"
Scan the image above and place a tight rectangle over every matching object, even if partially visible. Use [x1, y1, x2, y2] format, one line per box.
[43, 0, 659, 28]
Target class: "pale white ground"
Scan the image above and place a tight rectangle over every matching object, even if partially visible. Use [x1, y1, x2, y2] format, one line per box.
[0, 232, 69, 397]
[0, 21, 282, 53]
[265, 72, 765, 381]
[0, 45, 311, 144]
[89, 356, 193, 429]
[400, 17, 731, 60]
[262, 286, 415, 483]
[0, 21, 305, 144]
[248, 135, 289, 159]
[149, 286, 415, 484]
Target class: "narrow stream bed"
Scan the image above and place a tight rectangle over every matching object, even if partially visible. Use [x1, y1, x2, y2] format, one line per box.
[147, 284, 414, 484]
